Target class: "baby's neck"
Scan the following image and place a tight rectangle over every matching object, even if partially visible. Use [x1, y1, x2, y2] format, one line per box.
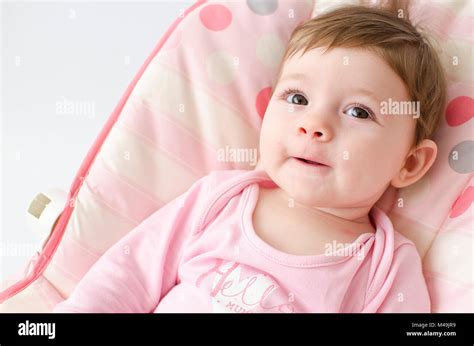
[269, 187, 376, 234]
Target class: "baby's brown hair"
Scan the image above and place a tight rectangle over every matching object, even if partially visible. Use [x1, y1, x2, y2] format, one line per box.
[274, 2, 447, 149]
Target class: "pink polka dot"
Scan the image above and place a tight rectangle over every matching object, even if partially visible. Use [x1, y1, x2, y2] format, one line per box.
[450, 186, 473, 218]
[256, 87, 273, 118]
[199, 4, 232, 31]
[445, 96, 474, 127]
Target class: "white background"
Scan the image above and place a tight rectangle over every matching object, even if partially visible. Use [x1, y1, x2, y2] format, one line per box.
[1, 1, 192, 281]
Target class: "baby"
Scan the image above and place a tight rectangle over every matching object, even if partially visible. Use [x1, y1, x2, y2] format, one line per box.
[54, 4, 446, 313]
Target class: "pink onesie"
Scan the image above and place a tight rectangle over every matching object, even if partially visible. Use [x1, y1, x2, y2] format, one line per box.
[53, 169, 430, 313]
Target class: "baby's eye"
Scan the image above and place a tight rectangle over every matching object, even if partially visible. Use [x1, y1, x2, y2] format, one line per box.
[281, 88, 308, 106]
[344, 104, 374, 120]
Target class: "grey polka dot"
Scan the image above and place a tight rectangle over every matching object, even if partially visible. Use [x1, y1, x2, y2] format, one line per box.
[449, 140, 474, 174]
[247, 0, 278, 16]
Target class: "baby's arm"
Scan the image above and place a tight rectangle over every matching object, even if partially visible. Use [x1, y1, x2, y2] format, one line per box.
[53, 175, 211, 313]
[363, 244, 431, 313]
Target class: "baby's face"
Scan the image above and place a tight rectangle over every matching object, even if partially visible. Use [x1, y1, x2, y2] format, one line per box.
[259, 47, 417, 208]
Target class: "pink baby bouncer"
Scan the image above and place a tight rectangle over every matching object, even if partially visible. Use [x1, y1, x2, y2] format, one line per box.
[0, 0, 472, 313]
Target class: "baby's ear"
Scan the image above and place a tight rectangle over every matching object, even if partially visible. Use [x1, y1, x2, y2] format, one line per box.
[391, 139, 438, 189]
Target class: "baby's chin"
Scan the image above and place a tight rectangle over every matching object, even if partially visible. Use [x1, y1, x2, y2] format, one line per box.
[268, 172, 331, 208]
[280, 184, 331, 208]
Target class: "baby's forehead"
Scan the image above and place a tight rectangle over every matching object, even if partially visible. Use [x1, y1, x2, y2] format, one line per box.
[282, 46, 383, 69]
[279, 47, 410, 98]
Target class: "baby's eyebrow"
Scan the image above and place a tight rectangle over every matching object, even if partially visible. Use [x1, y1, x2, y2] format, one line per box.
[280, 74, 382, 104]
[279, 72, 309, 83]
[350, 87, 381, 103]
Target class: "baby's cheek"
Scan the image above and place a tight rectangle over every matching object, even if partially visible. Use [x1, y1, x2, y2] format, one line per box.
[336, 150, 371, 185]
[259, 116, 280, 150]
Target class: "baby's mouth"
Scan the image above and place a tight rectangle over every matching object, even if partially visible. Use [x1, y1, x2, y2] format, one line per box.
[293, 157, 328, 167]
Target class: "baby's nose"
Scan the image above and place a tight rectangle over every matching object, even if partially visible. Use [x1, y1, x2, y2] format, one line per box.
[297, 125, 324, 139]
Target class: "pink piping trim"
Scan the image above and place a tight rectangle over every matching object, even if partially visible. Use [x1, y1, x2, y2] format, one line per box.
[0, 0, 208, 303]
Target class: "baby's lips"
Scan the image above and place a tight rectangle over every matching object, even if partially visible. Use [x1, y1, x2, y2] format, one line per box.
[293, 155, 330, 167]
[292, 156, 330, 167]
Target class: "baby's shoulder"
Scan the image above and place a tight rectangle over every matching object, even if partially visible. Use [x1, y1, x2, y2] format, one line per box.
[197, 169, 254, 196]
[201, 169, 269, 194]
[193, 169, 263, 227]
[392, 229, 421, 257]
[204, 169, 251, 185]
